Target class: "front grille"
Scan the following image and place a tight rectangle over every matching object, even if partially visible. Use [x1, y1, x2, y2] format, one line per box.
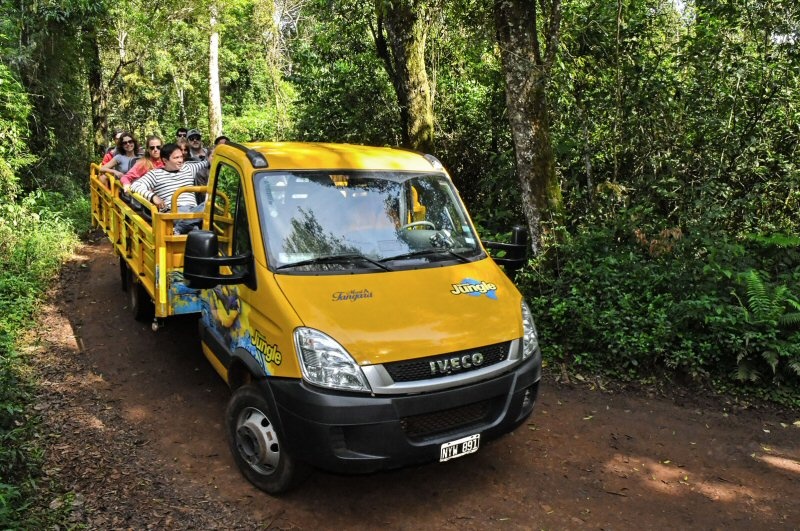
[384, 341, 510, 382]
[400, 398, 497, 440]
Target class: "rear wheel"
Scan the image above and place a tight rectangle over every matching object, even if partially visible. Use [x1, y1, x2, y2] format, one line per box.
[225, 384, 308, 495]
[119, 256, 129, 292]
[129, 272, 153, 321]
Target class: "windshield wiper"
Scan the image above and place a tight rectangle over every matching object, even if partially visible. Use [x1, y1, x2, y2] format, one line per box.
[379, 248, 471, 264]
[276, 253, 392, 271]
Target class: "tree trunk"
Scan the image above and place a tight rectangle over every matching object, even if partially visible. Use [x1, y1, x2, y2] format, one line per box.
[494, 0, 563, 255]
[84, 25, 107, 157]
[208, 3, 223, 139]
[374, 0, 434, 152]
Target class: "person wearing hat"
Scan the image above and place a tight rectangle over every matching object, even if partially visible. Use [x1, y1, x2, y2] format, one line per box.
[186, 129, 211, 197]
[186, 129, 209, 162]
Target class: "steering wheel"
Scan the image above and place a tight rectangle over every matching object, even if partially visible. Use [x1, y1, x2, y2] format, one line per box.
[399, 220, 436, 230]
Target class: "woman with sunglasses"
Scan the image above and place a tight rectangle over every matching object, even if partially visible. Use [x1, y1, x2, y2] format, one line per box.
[120, 136, 165, 192]
[99, 131, 140, 186]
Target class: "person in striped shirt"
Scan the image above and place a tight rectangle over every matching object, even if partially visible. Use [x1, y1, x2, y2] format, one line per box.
[130, 143, 210, 234]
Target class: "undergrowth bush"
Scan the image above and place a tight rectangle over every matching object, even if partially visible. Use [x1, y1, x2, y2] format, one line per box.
[0, 188, 86, 528]
[520, 220, 800, 405]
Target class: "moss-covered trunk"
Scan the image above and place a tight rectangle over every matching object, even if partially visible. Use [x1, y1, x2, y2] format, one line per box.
[375, 0, 434, 152]
[495, 0, 563, 255]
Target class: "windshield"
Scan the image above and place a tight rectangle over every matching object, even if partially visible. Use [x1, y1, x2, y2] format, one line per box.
[253, 171, 483, 272]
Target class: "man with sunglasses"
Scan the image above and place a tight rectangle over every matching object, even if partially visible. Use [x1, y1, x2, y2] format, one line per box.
[186, 129, 211, 195]
[176, 127, 189, 141]
[186, 129, 209, 161]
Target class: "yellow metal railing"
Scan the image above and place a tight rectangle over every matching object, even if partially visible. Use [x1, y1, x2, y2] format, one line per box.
[89, 165, 214, 319]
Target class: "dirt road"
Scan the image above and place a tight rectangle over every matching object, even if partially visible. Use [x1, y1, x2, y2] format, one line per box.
[33, 238, 799, 529]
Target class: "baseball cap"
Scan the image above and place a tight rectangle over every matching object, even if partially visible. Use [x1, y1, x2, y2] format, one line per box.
[187, 129, 202, 139]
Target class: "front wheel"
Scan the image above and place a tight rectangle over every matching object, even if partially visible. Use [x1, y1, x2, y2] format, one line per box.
[225, 384, 308, 495]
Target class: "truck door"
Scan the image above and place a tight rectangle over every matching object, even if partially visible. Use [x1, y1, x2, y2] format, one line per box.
[202, 163, 253, 356]
[203, 162, 292, 379]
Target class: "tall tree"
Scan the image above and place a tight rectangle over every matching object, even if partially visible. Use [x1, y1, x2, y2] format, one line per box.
[373, 0, 434, 152]
[494, 0, 563, 254]
[209, 2, 223, 138]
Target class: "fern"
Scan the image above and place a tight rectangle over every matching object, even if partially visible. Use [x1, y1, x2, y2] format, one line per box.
[744, 270, 771, 320]
[780, 299, 800, 328]
[779, 312, 800, 327]
[735, 361, 761, 383]
[734, 269, 800, 382]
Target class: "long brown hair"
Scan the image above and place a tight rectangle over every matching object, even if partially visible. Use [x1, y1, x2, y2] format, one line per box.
[141, 135, 163, 171]
[115, 131, 139, 156]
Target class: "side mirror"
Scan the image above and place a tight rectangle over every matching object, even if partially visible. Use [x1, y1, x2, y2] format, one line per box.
[184, 230, 254, 289]
[481, 225, 529, 278]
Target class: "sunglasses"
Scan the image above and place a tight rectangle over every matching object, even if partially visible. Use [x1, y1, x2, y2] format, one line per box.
[122, 139, 134, 145]
[188, 136, 201, 141]
[148, 145, 162, 150]
[177, 133, 187, 137]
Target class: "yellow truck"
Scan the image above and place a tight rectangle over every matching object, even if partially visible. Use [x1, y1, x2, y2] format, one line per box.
[90, 142, 541, 494]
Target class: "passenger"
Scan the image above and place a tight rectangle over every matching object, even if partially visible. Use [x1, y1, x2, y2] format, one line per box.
[129, 143, 210, 235]
[186, 129, 209, 161]
[210, 135, 229, 158]
[177, 137, 202, 200]
[99, 132, 140, 187]
[176, 127, 188, 142]
[177, 137, 191, 160]
[187, 129, 211, 191]
[120, 136, 164, 192]
[102, 130, 123, 165]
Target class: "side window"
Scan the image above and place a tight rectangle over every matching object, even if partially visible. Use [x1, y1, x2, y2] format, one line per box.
[213, 164, 252, 265]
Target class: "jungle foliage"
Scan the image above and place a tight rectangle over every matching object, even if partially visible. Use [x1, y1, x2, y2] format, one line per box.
[0, 0, 799, 523]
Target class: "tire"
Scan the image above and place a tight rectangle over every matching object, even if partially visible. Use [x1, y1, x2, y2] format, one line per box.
[129, 272, 153, 321]
[225, 384, 308, 495]
[119, 256, 129, 292]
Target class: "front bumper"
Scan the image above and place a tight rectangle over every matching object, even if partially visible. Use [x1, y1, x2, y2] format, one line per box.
[264, 351, 541, 474]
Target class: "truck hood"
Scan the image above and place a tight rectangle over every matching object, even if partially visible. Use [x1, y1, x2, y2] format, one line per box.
[273, 258, 522, 365]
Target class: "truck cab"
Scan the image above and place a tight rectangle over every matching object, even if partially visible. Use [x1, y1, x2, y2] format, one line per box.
[187, 142, 541, 493]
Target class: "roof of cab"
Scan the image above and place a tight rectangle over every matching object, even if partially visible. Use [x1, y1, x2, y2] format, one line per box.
[218, 142, 440, 172]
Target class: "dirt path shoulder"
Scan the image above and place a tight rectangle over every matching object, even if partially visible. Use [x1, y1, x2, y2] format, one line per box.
[32, 239, 800, 529]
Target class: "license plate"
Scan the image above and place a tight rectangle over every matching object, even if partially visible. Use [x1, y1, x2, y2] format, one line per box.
[439, 433, 480, 462]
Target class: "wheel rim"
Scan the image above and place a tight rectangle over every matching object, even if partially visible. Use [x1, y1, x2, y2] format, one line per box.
[235, 406, 280, 474]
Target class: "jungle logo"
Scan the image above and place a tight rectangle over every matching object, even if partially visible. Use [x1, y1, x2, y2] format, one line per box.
[450, 278, 498, 300]
[251, 329, 283, 367]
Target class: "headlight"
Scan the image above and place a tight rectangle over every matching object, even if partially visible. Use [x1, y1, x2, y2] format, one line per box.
[294, 328, 371, 392]
[521, 301, 539, 360]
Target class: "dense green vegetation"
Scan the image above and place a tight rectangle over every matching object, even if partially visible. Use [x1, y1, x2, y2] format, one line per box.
[0, 49, 88, 527]
[0, 0, 798, 525]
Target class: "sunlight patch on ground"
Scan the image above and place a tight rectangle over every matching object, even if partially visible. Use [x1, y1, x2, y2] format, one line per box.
[123, 405, 151, 423]
[753, 453, 800, 475]
[603, 454, 760, 502]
